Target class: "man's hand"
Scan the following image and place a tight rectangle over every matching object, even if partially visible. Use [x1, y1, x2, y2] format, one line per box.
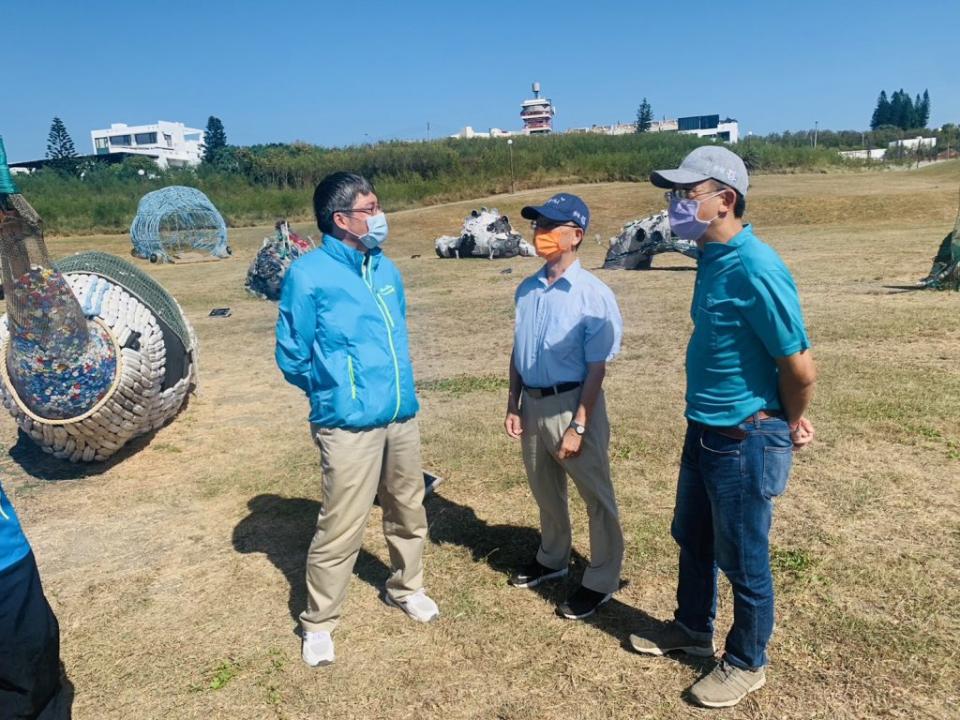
[504, 411, 523, 440]
[557, 428, 583, 460]
[790, 416, 815, 450]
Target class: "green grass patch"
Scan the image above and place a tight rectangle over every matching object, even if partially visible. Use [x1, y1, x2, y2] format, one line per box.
[417, 374, 509, 395]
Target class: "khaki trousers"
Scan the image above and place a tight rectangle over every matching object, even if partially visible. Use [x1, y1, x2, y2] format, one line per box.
[521, 389, 624, 594]
[300, 417, 427, 633]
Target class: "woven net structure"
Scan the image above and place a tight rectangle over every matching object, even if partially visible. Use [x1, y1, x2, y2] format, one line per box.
[130, 186, 229, 263]
[919, 185, 960, 291]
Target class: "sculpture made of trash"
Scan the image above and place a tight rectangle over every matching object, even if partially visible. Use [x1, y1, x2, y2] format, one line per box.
[435, 208, 535, 259]
[245, 221, 314, 300]
[603, 211, 699, 270]
[130, 186, 230, 263]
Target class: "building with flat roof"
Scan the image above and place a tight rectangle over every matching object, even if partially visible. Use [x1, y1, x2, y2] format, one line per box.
[676, 115, 740, 143]
[90, 121, 204, 169]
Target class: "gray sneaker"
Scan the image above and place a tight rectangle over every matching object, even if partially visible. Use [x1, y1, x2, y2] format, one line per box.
[628, 620, 715, 657]
[689, 659, 766, 708]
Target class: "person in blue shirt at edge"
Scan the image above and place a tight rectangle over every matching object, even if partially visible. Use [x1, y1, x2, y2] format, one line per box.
[0, 482, 67, 719]
[503, 193, 626, 621]
[275, 172, 438, 669]
[627, 146, 816, 709]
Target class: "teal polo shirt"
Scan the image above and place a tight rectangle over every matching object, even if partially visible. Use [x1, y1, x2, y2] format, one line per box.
[686, 224, 810, 426]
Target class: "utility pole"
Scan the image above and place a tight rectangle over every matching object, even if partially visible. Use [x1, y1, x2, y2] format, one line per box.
[426, 122, 430, 142]
[813, 120, 819, 148]
[507, 138, 515, 194]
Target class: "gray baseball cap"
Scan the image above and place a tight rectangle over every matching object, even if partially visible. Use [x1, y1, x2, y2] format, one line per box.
[650, 145, 749, 196]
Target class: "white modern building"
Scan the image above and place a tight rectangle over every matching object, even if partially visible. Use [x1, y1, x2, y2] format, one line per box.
[90, 121, 205, 169]
[676, 115, 740, 143]
[520, 82, 555, 135]
[839, 148, 888, 161]
[450, 126, 515, 139]
[888, 136, 937, 151]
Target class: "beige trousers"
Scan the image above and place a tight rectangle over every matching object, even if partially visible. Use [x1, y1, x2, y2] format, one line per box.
[300, 417, 427, 633]
[521, 389, 624, 594]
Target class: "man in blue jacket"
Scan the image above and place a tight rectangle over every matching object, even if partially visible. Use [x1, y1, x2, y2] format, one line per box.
[0, 482, 65, 719]
[276, 172, 438, 668]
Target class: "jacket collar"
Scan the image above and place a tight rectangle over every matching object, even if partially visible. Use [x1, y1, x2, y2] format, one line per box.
[321, 234, 382, 274]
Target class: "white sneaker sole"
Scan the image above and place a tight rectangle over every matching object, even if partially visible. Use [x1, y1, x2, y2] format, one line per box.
[693, 675, 766, 708]
[508, 567, 568, 588]
[558, 592, 612, 619]
[301, 647, 335, 667]
[628, 637, 716, 657]
[384, 593, 439, 623]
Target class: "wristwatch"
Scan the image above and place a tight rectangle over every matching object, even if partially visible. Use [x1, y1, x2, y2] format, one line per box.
[569, 421, 586, 436]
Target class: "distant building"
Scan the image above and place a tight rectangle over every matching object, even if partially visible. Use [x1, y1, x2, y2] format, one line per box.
[676, 115, 740, 143]
[839, 148, 887, 161]
[520, 82, 555, 135]
[90, 121, 205, 169]
[450, 126, 515, 139]
[888, 136, 937, 151]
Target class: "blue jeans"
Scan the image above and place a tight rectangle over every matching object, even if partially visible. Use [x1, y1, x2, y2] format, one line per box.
[671, 416, 793, 670]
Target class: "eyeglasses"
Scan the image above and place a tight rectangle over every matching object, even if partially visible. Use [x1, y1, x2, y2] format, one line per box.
[531, 219, 579, 231]
[335, 204, 382, 216]
[664, 188, 726, 203]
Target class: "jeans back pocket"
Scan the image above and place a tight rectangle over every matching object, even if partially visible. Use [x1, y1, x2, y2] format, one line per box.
[761, 445, 793, 499]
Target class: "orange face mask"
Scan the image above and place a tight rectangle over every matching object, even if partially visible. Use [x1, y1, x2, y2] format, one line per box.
[534, 228, 575, 260]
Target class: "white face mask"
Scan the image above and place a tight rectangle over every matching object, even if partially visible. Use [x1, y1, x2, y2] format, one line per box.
[357, 212, 388, 249]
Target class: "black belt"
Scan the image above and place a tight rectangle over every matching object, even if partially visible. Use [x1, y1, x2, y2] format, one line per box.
[523, 382, 581, 399]
[706, 409, 785, 440]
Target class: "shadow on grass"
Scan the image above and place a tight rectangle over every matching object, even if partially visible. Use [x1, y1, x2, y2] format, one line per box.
[5, 429, 158, 482]
[231, 494, 391, 628]
[424, 494, 713, 672]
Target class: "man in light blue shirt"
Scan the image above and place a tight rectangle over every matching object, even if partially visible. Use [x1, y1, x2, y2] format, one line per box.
[504, 193, 625, 621]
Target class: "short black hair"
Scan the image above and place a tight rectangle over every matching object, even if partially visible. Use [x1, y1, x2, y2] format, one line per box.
[709, 181, 746, 219]
[313, 172, 375, 236]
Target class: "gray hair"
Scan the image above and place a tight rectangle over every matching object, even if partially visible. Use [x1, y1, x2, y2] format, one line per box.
[313, 172, 376, 236]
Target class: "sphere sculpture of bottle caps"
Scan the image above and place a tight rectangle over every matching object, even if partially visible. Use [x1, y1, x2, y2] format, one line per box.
[0, 136, 198, 462]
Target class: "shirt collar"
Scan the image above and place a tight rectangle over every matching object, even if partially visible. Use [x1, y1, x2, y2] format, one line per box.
[537, 258, 584, 288]
[700, 224, 754, 261]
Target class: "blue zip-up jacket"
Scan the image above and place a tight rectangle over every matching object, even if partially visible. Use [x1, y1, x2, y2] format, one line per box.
[1, 482, 31, 572]
[275, 235, 419, 430]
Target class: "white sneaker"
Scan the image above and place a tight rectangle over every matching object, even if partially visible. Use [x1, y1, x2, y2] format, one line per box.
[301, 630, 335, 667]
[385, 588, 440, 623]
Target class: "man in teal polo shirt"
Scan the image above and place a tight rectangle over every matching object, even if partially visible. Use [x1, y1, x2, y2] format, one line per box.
[628, 147, 816, 708]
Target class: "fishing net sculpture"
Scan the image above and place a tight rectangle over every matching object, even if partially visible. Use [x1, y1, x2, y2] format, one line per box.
[0, 138, 198, 462]
[919, 184, 960, 290]
[435, 208, 535, 259]
[245, 220, 314, 300]
[603, 211, 698, 270]
[130, 185, 230, 263]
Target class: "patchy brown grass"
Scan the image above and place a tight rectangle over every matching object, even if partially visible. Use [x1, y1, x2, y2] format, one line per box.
[2, 162, 959, 719]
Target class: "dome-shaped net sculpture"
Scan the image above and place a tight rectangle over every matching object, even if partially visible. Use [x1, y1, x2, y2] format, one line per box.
[130, 186, 229, 263]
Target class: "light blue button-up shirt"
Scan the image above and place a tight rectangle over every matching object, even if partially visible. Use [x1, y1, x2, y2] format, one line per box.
[513, 259, 623, 388]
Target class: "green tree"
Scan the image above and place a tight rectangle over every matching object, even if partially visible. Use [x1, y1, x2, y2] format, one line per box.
[203, 116, 227, 164]
[870, 91, 890, 130]
[635, 98, 653, 133]
[46, 117, 78, 159]
[918, 89, 931, 128]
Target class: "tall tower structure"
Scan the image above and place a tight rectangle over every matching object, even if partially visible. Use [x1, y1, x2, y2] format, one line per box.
[520, 82, 555, 135]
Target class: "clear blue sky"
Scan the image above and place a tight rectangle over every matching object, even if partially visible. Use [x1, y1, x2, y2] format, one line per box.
[3, 0, 958, 161]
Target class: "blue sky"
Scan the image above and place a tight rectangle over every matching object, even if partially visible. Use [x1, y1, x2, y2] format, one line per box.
[3, 0, 958, 161]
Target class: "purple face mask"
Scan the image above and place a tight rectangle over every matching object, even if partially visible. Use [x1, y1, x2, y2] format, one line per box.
[668, 193, 722, 241]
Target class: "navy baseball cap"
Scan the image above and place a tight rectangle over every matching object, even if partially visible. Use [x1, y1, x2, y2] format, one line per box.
[521, 193, 590, 230]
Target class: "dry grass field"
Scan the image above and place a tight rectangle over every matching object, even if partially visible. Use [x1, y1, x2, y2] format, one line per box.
[3, 162, 959, 719]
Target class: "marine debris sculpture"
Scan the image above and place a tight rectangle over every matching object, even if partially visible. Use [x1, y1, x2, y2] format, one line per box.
[919, 184, 960, 290]
[603, 211, 699, 270]
[0, 138, 198, 462]
[245, 220, 314, 300]
[435, 208, 535, 259]
[130, 186, 230, 263]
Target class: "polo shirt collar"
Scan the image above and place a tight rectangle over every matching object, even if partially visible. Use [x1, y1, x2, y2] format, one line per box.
[701, 224, 754, 261]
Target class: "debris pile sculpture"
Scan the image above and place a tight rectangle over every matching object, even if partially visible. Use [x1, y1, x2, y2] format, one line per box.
[130, 186, 230, 263]
[0, 138, 198, 462]
[435, 208, 535, 259]
[603, 211, 698, 270]
[245, 220, 314, 300]
[919, 185, 960, 290]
